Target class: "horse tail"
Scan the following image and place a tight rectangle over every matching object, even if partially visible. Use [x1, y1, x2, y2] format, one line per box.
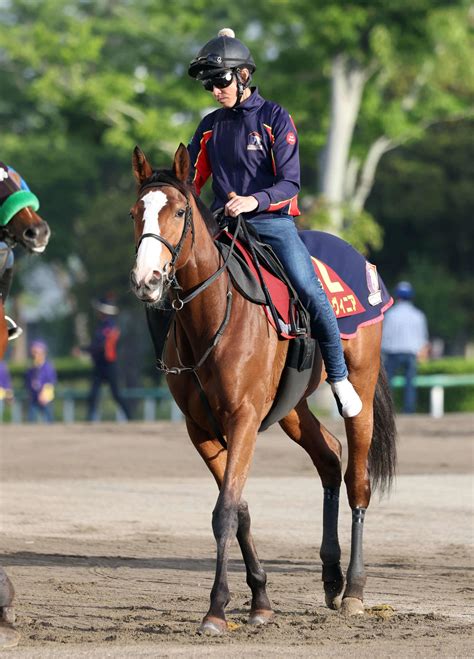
[368, 363, 397, 494]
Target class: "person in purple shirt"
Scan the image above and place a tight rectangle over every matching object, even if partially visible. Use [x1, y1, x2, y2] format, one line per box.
[146, 28, 362, 417]
[25, 340, 57, 423]
[0, 360, 13, 402]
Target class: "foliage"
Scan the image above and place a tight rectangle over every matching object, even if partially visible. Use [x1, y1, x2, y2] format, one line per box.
[0, 0, 472, 355]
[418, 358, 474, 376]
[368, 120, 474, 345]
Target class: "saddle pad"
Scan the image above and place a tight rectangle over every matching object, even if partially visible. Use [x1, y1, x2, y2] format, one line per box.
[217, 229, 393, 340]
[298, 230, 393, 339]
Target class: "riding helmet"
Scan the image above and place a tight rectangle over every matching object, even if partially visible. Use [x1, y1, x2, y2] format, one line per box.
[188, 28, 256, 80]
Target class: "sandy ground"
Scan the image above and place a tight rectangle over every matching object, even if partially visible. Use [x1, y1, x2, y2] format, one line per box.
[0, 414, 473, 657]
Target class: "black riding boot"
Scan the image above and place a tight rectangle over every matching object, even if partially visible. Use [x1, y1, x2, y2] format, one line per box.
[0, 267, 13, 303]
[0, 268, 22, 340]
[145, 303, 175, 364]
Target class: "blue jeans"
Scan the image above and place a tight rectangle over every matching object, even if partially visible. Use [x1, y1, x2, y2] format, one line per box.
[28, 401, 54, 423]
[383, 352, 418, 414]
[247, 216, 348, 382]
[87, 362, 131, 421]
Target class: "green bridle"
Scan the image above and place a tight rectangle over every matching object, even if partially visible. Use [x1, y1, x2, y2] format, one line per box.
[0, 190, 40, 227]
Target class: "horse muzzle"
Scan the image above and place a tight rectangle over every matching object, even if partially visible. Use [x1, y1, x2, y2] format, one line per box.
[130, 269, 164, 303]
[22, 221, 51, 253]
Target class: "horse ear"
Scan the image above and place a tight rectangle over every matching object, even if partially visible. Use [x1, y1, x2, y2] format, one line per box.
[132, 146, 153, 186]
[172, 143, 191, 183]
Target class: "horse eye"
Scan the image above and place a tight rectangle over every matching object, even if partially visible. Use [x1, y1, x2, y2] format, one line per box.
[129, 211, 134, 221]
[176, 208, 186, 218]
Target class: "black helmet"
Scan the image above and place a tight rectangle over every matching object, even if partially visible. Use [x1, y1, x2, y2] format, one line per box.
[188, 28, 256, 80]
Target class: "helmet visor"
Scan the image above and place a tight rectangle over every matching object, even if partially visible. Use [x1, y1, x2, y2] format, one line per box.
[201, 70, 234, 91]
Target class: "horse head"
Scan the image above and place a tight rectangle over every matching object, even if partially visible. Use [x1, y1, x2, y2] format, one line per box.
[0, 206, 50, 254]
[130, 144, 195, 305]
[0, 167, 50, 253]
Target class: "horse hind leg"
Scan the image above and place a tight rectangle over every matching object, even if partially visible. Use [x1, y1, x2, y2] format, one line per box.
[279, 401, 345, 610]
[341, 327, 397, 616]
[186, 419, 272, 633]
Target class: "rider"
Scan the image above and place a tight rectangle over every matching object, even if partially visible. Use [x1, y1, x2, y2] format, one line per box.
[185, 29, 362, 418]
[0, 163, 37, 341]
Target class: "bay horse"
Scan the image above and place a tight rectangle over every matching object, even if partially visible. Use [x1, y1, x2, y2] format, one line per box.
[0, 189, 50, 648]
[130, 144, 396, 635]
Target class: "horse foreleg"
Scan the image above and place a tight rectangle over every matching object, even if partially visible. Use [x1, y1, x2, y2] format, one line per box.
[186, 418, 271, 632]
[280, 402, 344, 609]
[0, 310, 18, 648]
[236, 500, 273, 625]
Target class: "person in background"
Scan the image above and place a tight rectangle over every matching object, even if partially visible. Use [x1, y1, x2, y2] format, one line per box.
[25, 340, 57, 423]
[86, 296, 131, 422]
[0, 360, 14, 419]
[382, 281, 430, 414]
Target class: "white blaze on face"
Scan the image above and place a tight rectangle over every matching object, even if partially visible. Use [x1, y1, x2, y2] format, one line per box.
[134, 190, 168, 284]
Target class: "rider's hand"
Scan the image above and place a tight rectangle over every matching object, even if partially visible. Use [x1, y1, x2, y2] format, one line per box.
[225, 195, 258, 217]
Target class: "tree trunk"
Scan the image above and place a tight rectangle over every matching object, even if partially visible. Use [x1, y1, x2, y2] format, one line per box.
[319, 55, 367, 233]
[349, 136, 394, 213]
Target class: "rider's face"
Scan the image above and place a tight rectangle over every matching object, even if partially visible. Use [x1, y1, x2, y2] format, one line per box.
[211, 77, 239, 108]
[205, 69, 250, 108]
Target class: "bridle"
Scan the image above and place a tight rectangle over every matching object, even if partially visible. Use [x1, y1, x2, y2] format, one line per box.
[134, 179, 242, 375]
[136, 181, 194, 306]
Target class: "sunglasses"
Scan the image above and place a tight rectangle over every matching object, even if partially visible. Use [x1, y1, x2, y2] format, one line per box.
[201, 71, 234, 91]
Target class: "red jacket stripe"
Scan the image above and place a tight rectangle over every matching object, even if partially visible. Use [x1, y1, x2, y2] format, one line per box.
[192, 130, 213, 195]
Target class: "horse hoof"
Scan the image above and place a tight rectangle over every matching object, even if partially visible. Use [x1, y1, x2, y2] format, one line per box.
[248, 609, 273, 626]
[2, 606, 15, 625]
[0, 623, 20, 648]
[325, 593, 342, 610]
[197, 618, 227, 636]
[341, 597, 364, 616]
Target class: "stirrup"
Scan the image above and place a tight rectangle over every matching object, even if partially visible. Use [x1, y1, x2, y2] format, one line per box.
[5, 315, 23, 341]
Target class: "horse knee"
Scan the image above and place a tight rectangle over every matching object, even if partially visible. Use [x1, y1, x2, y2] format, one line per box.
[212, 499, 239, 542]
[237, 500, 251, 533]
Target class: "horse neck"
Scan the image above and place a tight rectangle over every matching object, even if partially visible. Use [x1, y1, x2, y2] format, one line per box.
[174, 207, 229, 339]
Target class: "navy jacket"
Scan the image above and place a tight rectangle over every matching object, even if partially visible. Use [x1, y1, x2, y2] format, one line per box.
[188, 88, 300, 219]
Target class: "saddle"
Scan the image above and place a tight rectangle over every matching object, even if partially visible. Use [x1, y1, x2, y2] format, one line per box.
[214, 218, 316, 432]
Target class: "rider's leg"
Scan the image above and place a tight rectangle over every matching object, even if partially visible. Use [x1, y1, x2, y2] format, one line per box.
[247, 217, 362, 418]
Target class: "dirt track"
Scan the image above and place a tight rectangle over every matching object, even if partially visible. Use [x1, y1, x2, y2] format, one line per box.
[0, 414, 473, 657]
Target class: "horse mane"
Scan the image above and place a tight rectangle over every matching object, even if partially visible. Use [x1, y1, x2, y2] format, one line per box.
[142, 168, 219, 236]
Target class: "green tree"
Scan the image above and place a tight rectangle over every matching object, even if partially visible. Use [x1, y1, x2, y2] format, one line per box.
[368, 120, 474, 348]
[231, 1, 474, 250]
